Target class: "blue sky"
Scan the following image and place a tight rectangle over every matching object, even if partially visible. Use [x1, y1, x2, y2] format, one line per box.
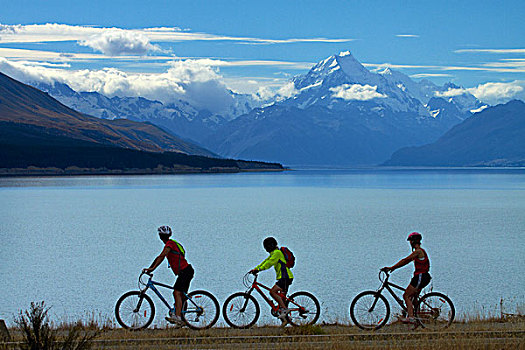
[0, 0, 524, 105]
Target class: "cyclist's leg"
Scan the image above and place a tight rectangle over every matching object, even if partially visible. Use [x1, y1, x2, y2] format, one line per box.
[173, 265, 194, 316]
[405, 273, 429, 318]
[271, 279, 291, 309]
[403, 285, 419, 318]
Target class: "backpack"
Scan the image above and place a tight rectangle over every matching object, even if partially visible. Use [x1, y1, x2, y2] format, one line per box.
[167, 239, 185, 270]
[169, 239, 185, 256]
[280, 247, 295, 268]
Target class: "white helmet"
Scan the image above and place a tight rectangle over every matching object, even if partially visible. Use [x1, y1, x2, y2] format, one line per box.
[157, 225, 172, 236]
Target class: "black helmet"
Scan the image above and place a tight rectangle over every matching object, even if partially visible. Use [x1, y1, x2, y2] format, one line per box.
[158, 225, 172, 236]
[263, 237, 278, 253]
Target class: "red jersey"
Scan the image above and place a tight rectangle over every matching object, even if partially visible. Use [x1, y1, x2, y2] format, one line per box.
[165, 239, 189, 275]
[413, 248, 430, 275]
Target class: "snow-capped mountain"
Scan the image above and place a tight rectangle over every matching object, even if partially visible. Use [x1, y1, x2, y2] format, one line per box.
[282, 51, 483, 121]
[204, 52, 485, 166]
[378, 68, 484, 115]
[28, 51, 488, 166]
[32, 81, 261, 146]
[286, 51, 424, 114]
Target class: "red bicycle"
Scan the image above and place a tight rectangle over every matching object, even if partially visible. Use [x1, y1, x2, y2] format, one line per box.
[222, 273, 320, 328]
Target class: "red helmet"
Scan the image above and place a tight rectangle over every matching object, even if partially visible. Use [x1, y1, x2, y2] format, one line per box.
[407, 232, 422, 241]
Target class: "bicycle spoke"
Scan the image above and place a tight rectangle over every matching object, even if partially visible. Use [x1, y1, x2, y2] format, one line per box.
[350, 291, 389, 330]
[287, 292, 320, 326]
[223, 293, 260, 329]
[115, 292, 154, 330]
[182, 292, 220, 329]
[416, 293, 455, 330]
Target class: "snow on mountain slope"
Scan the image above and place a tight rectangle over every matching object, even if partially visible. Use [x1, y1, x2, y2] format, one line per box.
[32, 81, 262, 145]
[287, 52, 423, 114]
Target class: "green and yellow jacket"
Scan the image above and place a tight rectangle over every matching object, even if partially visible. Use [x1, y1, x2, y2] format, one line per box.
[255, 248, 293, 280]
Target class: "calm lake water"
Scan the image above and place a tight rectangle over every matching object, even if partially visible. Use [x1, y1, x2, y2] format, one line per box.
[1, 169, 524, 326]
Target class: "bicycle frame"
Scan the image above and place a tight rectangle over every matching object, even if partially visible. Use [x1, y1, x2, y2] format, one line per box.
[375, 272, 411, 312]
[242, 274, 305, 314]
[138, 274, 202, 316]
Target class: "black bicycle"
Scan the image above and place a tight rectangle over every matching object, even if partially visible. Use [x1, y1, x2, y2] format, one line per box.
[115, 272, 220, 330]
[350, 269, 455, 330]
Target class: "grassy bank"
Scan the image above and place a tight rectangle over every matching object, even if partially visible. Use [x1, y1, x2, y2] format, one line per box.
[2, 302, 523, 350]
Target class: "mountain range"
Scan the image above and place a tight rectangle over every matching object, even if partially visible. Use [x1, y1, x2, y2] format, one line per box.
[5, 51, 523, 167]
[0, 72, 284, 174]
[30, 52, 488, 166]
[204, 52, 485, 165]
[384, 100, 525, 166]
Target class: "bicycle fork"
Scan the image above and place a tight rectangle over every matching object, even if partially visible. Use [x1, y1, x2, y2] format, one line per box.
[240, 288, 255, 313]
[134, 289, 150, 314]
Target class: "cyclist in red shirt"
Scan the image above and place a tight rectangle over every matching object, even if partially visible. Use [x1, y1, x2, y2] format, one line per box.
[143, 226, 194, 327]
[383, 232, 431, 324]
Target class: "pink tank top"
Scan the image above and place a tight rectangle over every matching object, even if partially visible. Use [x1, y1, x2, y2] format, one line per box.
[414, 248, 430, 275]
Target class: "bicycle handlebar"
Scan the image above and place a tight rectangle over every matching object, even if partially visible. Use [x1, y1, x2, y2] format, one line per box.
[138, 271, 153, 291]
[243, 271, 257, 288]
[378, 268, 391, 283]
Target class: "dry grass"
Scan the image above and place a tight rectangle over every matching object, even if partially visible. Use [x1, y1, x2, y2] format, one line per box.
[3, 301, 524, 350]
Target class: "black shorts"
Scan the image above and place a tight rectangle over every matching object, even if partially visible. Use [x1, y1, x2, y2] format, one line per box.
[174, 265, 194, 293]
[276, 278, 293, 294]
[410, 272, 431, 290]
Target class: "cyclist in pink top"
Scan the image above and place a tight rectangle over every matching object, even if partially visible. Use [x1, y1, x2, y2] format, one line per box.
[383, 232, 431, 324]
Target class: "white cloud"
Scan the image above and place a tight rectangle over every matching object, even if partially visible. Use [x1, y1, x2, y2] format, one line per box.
[79, 30, 163, 56]
[434, 88, 468, 98]
[455, 48, 525, 54]
[0, 23, 353, 45]
[467, 80, 525, 105]
[365, 62, 525, 73]
[0, 57, 235, 113]
[410, 73, 453, 78]
[396, 34, 419, 38]
[432, 80, 525, 105]
[330, 84, 387, 101]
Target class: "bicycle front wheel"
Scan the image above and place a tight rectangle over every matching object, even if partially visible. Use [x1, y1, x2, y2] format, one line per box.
[286, 291, 320, 326]
[350, 291, 390, 330]
[416, 292, 455, 330]
[115, 291, 155, 330]
[222, 292, 260, 329]
[182, 290, 220, 330]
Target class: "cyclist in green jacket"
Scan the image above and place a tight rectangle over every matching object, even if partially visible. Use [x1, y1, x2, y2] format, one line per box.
[250, 237, 294, 321]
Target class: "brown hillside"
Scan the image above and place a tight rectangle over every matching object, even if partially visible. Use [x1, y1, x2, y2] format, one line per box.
[0, 72, 215, 157]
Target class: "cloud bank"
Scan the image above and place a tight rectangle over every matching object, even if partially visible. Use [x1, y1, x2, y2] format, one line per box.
[79, 30, 162, 56]
[434, 80, 525, 105]
[0, 57, 234, 113]
[0, 23, 353, 45]
[330, 84, 387, 101]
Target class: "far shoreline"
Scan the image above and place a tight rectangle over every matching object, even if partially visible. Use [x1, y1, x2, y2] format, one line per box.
[0, 166, 289, 178]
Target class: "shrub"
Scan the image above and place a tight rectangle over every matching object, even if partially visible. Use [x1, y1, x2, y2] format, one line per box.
[14, 302, 101, 350]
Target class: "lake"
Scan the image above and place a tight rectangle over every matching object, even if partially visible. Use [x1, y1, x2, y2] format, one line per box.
[1, 168, 524, 326]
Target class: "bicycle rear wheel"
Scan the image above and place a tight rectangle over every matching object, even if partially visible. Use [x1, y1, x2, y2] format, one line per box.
[222, 292, 260, 329]
[182, 290, 220, 330]
[416, 292, 455, 330]
[350, 291, 390, 330]
[286, 291, 320, 326]
[115, 291, 155, 330]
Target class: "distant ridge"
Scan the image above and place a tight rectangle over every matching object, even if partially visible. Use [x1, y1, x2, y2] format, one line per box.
[0, 72, 215, 157]
[0, 72, 284, 174]
[203, 52, 483, 166]
[384, 100, 525, 166]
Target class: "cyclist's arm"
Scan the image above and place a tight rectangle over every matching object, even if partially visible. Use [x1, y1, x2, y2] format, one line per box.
[144, 246, 170, 273]
[388, 250, 419, 271]
[254, 251, 279, 272]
